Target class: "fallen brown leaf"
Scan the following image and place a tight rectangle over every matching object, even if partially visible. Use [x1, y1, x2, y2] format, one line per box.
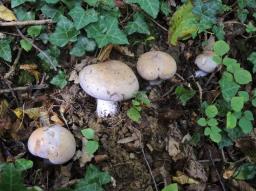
[173, 171, 199, 185]
[0, 5, 16, 21]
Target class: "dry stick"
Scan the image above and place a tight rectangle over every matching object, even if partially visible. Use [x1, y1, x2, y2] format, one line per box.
[0, 84, 48, 94]
[4, 48, 22, 79]
[209, 151, 227, 191]
[131, 127, 159, 191]
[0, 19, 54, 27]
[16, 27, 57, 71]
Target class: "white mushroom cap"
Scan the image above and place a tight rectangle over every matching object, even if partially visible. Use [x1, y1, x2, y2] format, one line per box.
[137, 51, 177, 81]
[28, 125, 76, 164]
[79, 60, 139, 101]
[195, 51, 218, 73]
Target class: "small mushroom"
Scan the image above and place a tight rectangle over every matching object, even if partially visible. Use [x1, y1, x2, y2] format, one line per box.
[79, 60, 139, 117]
[28, 125, 76, 164]
[137, 51, 177, 85]
[195, 51, 218, 74]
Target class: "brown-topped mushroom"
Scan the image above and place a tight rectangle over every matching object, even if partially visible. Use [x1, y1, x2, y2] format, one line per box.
[79, 60, 139, 117]
[28, 125, 76, 164]
[137, 51, 177, 84]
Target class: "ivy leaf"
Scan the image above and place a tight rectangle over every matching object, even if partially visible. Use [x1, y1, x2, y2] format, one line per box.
[20, 39, 32, 52]
[246, 22, 256, 33]
[49, 16, 80, 47]
[125, 0, 160, 18]
[50, 71, 68, 89]
[14, 7, 35, 21]
[14, 159, 33, 171]
[168, 1, 198, 45]
[0, 39, 12, 62]
[160, 1, 171, 16]
[247, 52, 256, 73]
[45, 0, 60, 3]
[125, 13, 150, 35]
[69, 6, 98, 30]
[41, 5, 63, 21]
[234, 163, 256, 180]
[37, 46, 60, 70]
[27, 26, 43, 38]
[11, 0, 35, 8]
[234, 68, 252, 85]
[70, 36, 96, 57]
[85, 14, 128, 48]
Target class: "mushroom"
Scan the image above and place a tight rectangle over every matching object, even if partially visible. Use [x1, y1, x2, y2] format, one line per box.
[195, 51, 218, 76]
[79, 60, 139, 117]
[28, 125, 76, 164]
[137, 51, 177, 85]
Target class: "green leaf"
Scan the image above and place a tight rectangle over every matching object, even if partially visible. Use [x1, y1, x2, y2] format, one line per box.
[69, 6, 98, 30]
[127, 107, 141, 122]
[197, 118, 207, 127]
[204, 126, 222, 143]
[226, 112, 237, 128]
[85, 14, 128, 48]
[246, 22, 256, 33]
[84, 0, 99, 6]
[252, 98, 256, 107]
[135, 91, 151, 106]
[45, 0, 59, 3]
[234, 163, 256, 180]
[168, 1, 198, 45]
[223, 57, 240, 73]
[81, 128, 95, 139]
[27, 26, 43, 38]
[231, 96, 244, 112]
[41, 5, 63, 21]
[37, 46, 60, 69]
[0, 39, 12, 62]
[161, 183, 178, 191]
[50, 71, 68, 89]
[205, 105, 218, 118]
[239, 116, 253, 134]
[11, 0, 35, 8]
[234, 69, 252, 85]
[213, 40, 230, 56]
[20, 39, 32, 52]
[219, 72, 240, 101]
[15, 159, 33, 171]
[247, 52, 256, 73]
[243, 110, 254, 121]
[125, 13, 150, 35]
[14, 7, 35, 21]
[85, 140, 99, 155]
[238, 91, 249, 102]
[125, 0, 160, 18]
[207, 118, 218, 127]
[175, 86, 196, 106]
[49, 16, 80, 47]
[70, 36, 96, 57]
[160, 1, 171, 16]
[0, 163, 27, 191]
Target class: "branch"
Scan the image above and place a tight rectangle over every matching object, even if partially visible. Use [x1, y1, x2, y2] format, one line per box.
[0, 19, 54, 27]
[0, 84, 49, 94]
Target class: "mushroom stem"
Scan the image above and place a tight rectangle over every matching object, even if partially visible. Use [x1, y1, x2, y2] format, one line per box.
[149, 79, 163, 86]
[96, 99, 118, 117]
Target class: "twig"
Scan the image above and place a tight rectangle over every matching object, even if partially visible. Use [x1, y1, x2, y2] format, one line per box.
[0, 84, 48, 94]
[209, 150, 227, 191]
[131, 127, 159, 191]
[4, 48, 22, 79]
[0, 19, 54, 27]
[16, 27, 57, 71]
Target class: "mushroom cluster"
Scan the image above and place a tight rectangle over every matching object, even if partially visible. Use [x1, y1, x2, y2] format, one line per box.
[28, 124, 76, 164]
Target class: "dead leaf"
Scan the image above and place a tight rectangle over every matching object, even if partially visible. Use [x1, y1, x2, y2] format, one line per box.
[79, 137, 93, 167]
[0, 5, 16, 21]
[13, 107, 42, 120]
[113, 46, 134, 57]
[0, 99, 9, 118]
[186, 160, 208, 183]
[235, 136, 256, 163]
[20, 64, 40, 82]
[167, 136, 181, 159]
[173, 171, 199, 185]
[50, 113, 64, 126]
[68, 70, 79, 84]
[97, 44, 113, 62]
